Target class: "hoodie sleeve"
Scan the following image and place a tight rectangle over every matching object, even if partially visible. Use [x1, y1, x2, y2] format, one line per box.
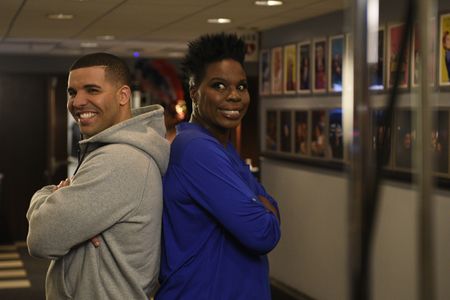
[176, 138, 281, 255]
[26, 144, 155, 259]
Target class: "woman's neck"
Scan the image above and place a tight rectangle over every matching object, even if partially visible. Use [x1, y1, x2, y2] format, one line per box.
[190, 115, 230, 146]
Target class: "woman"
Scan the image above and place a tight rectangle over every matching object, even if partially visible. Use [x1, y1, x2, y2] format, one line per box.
[156, 33, 281, 299]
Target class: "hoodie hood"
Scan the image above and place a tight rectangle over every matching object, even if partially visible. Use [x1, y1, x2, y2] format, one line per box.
[79, 105, 169, 175]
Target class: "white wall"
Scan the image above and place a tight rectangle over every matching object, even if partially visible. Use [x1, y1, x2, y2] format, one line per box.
[262, 158, 450, 300]
[262, 159, 349, 300]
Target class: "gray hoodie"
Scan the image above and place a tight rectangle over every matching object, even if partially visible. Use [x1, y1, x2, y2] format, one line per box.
[27, 105, 170, 300]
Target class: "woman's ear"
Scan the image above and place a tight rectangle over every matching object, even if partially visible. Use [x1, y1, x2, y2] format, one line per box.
[189, 86, 198, 103]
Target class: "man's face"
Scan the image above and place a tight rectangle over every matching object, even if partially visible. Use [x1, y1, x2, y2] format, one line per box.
[67, 66, 123, 138]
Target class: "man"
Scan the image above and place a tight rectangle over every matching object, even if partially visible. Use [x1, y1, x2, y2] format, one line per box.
[26, 53, 169, 299]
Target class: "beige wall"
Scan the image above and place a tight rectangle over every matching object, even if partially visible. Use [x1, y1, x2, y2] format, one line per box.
[262, 158, 450, 300]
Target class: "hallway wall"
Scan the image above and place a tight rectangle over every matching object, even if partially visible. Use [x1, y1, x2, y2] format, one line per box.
[263, 158, 450, 300]
[260, 1, 450, 299]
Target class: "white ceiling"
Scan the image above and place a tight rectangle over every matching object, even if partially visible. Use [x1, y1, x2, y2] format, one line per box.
[0, 0, 344, 58]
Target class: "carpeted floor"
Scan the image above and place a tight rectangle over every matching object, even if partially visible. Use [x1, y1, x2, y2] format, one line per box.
[0, 243, 308, 300]
[0, 243, 48, 300]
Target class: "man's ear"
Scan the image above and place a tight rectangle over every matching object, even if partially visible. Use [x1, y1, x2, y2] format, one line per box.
[118, 85, 132, 106]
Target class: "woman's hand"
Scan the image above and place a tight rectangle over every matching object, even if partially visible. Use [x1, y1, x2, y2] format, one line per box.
[258, 195, 280, 222]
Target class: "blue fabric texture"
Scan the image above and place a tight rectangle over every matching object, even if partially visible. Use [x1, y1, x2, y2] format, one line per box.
[156, 122, 281, 300]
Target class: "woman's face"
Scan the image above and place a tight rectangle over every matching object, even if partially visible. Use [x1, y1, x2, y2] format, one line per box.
[191, 59, 250, 135]
[445, 33, 450, 50]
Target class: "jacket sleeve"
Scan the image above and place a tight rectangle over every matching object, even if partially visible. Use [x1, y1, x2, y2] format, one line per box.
[177, 139, 281, 255]
[231, 152, 281, 219]
[26, 144, 151, 259]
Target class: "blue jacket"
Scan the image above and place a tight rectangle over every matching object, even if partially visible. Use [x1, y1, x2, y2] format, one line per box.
[156, 123, 281, 300]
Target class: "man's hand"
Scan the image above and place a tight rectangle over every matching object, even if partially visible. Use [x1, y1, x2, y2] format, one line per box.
[52, 178, 71, 192]
[91, 236, 100, 248]
[258, 195, 280, 222]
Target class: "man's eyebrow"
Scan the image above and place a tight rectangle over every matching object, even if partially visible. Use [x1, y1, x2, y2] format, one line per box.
[83, 84, 101, 89]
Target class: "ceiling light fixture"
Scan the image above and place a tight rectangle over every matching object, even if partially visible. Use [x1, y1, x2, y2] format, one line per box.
[254, 0, 283, 6]
[96, 35, 115, 41]
[207, 18, 231, 24]
[47, 13, 74, 20]
[80, 42, 98, 48]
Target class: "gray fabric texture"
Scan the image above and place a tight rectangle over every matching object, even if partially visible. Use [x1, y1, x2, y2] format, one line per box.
[26, 105, 169, 300]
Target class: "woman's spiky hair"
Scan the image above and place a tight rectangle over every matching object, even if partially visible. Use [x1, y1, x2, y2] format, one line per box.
[182, 32, 246, 86]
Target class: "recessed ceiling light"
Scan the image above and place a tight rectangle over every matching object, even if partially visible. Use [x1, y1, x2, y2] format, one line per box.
[96, 35, 115, 41]
[207, 18, 231, 24]
[47, 13, 74, 20]
[80, 42, 98, 48]
[167, 51, 185, 58]
[254, 0, 283, 6]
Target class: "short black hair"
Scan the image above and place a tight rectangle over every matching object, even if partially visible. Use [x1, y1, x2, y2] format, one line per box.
[182, 32, 246, 86]
[69, 52, 132, 88]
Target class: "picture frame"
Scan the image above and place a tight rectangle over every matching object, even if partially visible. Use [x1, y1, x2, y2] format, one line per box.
[369, 27, 385, 90]
[280, 110, 293, 152]
[311, 109, 328, 157]
[428, 17, 437, 87]
[259, 49, 271, 95]
[328, 108, 343, 160]
[294, 110, 309, 155]
[297, 41, 312, 93]
[271, 47, 283, 94]
[312, 38, 327, 93]
[394, 109, 415, 169]
[439, 13, 450, 86]
[431, 110, 449, 174]
[328, 35, 344, 93]
[283, 44, 297, 94]
[372, 109, 392, 167]
[411, 25, 420, 87]
[387, 23, 410, 89]
[265, 110, 278, 152]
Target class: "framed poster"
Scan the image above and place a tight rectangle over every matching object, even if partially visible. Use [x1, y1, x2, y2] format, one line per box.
[283, 44, 297, 94]
[313, 38, 327, 93]
[294, 111, 309, 155]
[297, 41, 312, 93]
[329, 108, 343, 159]
[259, 49, 271, 95]
[431, 110, 449, 174]
[394, 109, 415, 169]
[372, 109, 392, 166]
[265, 110, 278, 151]
[411, 25, 420, 87]
[387, 23, 410, 88]
[311, 109, 328, 157]
[369, 28, 385, 90]
[439, 13, 450, 86]
[411, 19, 438, 87]
[271, 47, 283, 94]
[280, 110, 293, 152]
[429, 17, 437, 86]
[328, 35, 344, 92]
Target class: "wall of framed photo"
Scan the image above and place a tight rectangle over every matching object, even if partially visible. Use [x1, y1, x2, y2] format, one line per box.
[259, 10, 450, 181]
[259, 2, 450, 300]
